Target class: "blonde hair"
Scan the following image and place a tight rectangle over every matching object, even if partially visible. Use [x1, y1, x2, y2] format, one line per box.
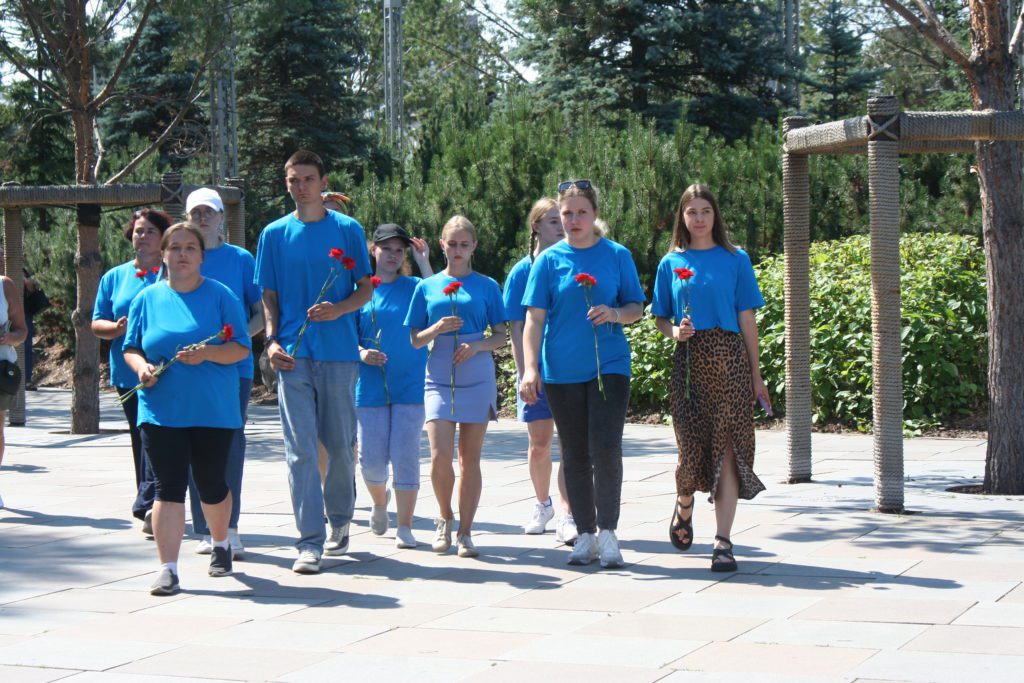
[558, 183, 605, 238]
[527, 197, 558, 259]
[440, 215, 477, 242]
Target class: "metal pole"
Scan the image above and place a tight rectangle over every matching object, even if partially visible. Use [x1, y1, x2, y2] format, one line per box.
[384, 0, 405, 150]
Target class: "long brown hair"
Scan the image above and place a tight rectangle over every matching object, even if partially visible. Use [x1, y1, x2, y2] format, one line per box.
[670, 184, 736, 253]
[527, 197, 558, 262]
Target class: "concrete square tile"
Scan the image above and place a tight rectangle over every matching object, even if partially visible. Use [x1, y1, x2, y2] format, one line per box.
[497, 586, 677, 613]
[852, 650, 1024, 683]
[275, 652, 493, 682]
[466, 660, 666, 682]
[659, 672, 848, 683]
[735, 618, 926, 649]
[136, 594, 329, 619]
[192, 619, 387, 652]
[501, 633, 705, 668]
[902, 624, 1024, 655]
[574, 613, 765, 641]
[699, 573, 869, 597]
[6, 588, 189, 614]
[110, 645, 330, 680]
[274, 600, 464, 627]
[0, 664, 80, 683]
[900, 559, 1024, 582]
[422, 606, 606, 634]
[0, 607, 97, 636]
[954, 601, 1024, 627]
[43, 613, 248, 643]
[642, 592, 820, 619]
[58, 674, 237, 683]
[341, 626, 538, 659]
[851, 578, 1018, 603]
[793, 597, 974, 624]
[756, 558, 917, 578]
[1000, 584, 1024, 603]
[671, 641, 876, 677]
[0, 636, 175, 671]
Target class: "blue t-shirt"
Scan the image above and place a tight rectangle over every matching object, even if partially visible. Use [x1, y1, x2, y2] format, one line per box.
[124, 279, 251, 429]
[356, 276, 428, 407]
[93, 261, 162, 389]
[522, 238, 646, 384]
[254, 210, 372, 361]
[502, 255, 533, 322]
[202, 242, 261, 379]
[650, 247, 765, 333]
[404, 271, 506, 336]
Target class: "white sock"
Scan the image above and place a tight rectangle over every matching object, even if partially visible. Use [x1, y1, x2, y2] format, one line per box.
[161, 562, 178, 575]
[212, 537, 230, 550]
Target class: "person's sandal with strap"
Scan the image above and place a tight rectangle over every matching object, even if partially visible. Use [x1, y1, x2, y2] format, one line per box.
[710, 535, 737, 572]
[669, 497, 694, 551]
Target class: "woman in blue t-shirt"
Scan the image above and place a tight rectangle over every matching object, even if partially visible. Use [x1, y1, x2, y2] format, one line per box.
[357, 223, 432, 550]
[184, 188, 262, 561]
[405, 215, 507, 558]
[503, 198, 576, 543]
[91, 208, 172, 533]
[519, 181, 646, 569]
[124, 223, 251, 595]
[651, 183, 769, 573]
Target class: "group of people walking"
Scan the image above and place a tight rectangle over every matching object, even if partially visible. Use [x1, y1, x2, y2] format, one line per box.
[88, 149, 769, 596]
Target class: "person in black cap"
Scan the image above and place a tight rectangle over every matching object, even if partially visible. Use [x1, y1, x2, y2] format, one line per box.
[355, 223, 433, 548]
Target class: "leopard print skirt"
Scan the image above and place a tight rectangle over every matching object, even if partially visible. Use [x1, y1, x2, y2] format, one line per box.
[670, 328, 765, 502]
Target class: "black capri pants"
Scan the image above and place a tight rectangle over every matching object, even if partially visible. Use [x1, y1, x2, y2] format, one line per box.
[140, 423, 233, 505]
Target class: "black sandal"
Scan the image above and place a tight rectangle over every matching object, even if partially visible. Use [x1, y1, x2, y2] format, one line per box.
[710, 535, 737, 572]
[669, 497, 694, 551]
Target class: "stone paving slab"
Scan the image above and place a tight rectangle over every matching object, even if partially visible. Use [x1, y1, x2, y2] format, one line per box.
[0, 388, 1021, 682]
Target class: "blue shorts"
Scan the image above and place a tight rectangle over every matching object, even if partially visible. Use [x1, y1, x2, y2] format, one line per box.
[356, 403, 425, 490]
[516, 385, 553, 423]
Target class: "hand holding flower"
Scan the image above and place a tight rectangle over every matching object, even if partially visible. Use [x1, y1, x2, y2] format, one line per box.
[175, 345, 209, 365]
[432, 315, 463, 335]
[518, 366, 542, 405]
[587, 304, 619, 325]
[307, 300, 343, 322]
[360, 348, 388, 366]
[673, 316, 695, 342]
[137, 363, 159, 388]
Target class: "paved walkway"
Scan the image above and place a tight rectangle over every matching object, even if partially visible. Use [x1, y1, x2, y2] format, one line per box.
[0, 389, 1021, 682]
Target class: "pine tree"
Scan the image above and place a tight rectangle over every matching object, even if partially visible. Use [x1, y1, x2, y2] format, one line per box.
[803, 0, 880, 120]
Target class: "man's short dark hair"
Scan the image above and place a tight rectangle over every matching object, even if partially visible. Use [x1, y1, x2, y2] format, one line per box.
[284, 150, 326, 178]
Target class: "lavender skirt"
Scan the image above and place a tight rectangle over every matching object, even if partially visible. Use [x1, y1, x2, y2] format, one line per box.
[425, 332, 497, 424]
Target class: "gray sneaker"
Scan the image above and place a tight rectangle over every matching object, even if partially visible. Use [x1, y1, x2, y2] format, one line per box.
[324, 523, 350, 556]
[208, 545, 233, 577]
[141, 510, 153, 538]
[370, 490, 391, 536]
[567, 532, 598, 565]
[292, 549, 321, 574]
[432, 517, 453, 553]
[150, 567, 180, 596]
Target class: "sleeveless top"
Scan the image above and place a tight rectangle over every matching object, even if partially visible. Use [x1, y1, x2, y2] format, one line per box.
[0, 278, 18, 363]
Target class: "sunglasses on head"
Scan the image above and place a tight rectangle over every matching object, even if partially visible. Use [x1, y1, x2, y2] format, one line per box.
[558, 179, 592, 192]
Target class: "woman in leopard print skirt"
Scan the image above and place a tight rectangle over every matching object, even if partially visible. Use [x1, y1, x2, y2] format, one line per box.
[650, 184, 770, 572]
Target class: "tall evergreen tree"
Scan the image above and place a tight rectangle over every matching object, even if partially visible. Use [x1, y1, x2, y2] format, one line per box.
[235, 0, 380, 235]
[510, 0, 789, 138]
[803, 0, 879, 120]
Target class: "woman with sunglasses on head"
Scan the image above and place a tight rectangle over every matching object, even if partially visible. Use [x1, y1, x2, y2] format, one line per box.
[504, 198, 576, 543]
[406, 215, 507, 558]
[92, 208, 172, 534]
[183, 188, 263, 561]
[651, 184, 767, 572]
[519, 180, 645, 568]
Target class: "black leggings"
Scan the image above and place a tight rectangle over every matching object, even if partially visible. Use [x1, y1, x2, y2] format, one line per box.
[545, 374, 631, 535]
[140, 423, 233, 505]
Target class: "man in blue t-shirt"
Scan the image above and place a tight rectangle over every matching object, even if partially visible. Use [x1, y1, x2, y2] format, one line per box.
[254, 150, 372, 574]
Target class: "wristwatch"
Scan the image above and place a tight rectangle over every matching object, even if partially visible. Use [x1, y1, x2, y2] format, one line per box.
[265, 335, 279, 345]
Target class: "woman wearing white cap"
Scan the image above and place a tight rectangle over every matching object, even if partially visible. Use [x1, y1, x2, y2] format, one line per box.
[184, 187, 263, 558]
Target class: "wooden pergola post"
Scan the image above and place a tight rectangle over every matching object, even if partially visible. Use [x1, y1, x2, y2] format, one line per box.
[2, 204, 26, 426]
[224, 177, 246, 247]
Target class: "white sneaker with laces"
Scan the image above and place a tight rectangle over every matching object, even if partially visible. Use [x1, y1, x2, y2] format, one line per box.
[228, 528, 245, 559]
[567, 532, 598, 565]
[292, 549, 321, 574]
[395, 525, 417, 549]
[524, 499, 555, 534]
[195, 535, 213, 555]
[370, 489, 391, 536]
[555, 515, 579, 545]
[457, 534, 479, 558]
[598, 529, 624, 568]
[324, 522, 350, 555]
[432, 517, 453, 553]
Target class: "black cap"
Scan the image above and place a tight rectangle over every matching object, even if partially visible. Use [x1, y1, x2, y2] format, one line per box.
[372, 223, 413, 245]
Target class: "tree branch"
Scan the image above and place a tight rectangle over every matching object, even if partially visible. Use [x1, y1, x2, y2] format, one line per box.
[89, 0, 158, 109]
[0, 40, 64, 100]
[879, 0, 972, 69]
[1011, 5, 1024, 55]
[92, 116, 106, 180]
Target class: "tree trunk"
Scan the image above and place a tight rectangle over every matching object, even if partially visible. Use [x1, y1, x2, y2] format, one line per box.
[71, 219, 101, 434]
[972, 61, 1024, 494]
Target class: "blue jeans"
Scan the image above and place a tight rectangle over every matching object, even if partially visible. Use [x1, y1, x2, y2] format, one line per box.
[189, 377, 252, 535]
[278, 359, 358, 553]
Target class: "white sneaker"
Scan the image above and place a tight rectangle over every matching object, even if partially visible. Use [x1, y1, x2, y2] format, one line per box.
[395, 525, 417, 549]
[195, 535, 213, 555]
[457, 534, 479, 558]
[556, 515, 579, 545]
[228, 528, 245, 560]
[292, 549, 321, 574]
[141, 509, 153, 538]
[370, 490, 391, 536]
[524, 499, 555, 534]
[567, 532, 598, 565]
[324, 522, 350, 556]
[432, 517, 453, 553]
[598, 529, 624, 568]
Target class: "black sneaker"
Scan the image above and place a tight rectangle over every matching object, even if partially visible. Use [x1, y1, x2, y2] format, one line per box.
[208, 545, 233, 577]
[150, 568, 180, 596]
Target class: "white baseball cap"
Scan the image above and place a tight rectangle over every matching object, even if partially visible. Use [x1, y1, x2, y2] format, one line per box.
[185, 187, 224, 214]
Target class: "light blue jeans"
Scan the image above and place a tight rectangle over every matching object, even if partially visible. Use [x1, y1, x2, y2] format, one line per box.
[356, 403, 425, 491]
[278, 359, 358, 553]
[189, 378, 251, 535]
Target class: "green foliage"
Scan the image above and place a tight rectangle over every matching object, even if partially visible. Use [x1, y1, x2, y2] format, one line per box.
[754, 233, 987, 431]
[802, 0, 881, 121]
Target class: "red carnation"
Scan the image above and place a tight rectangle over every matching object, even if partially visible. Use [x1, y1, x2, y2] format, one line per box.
[219, 324, 234, 343]
[371, 276, 382, 288]
[442, 281, 464, 297]
[329, 247, 345, 261]
[342, 256, 357, 270]
[135, 269, 147, 279]
[674, 267, 694, 280]
[574, 273, 597, 287]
